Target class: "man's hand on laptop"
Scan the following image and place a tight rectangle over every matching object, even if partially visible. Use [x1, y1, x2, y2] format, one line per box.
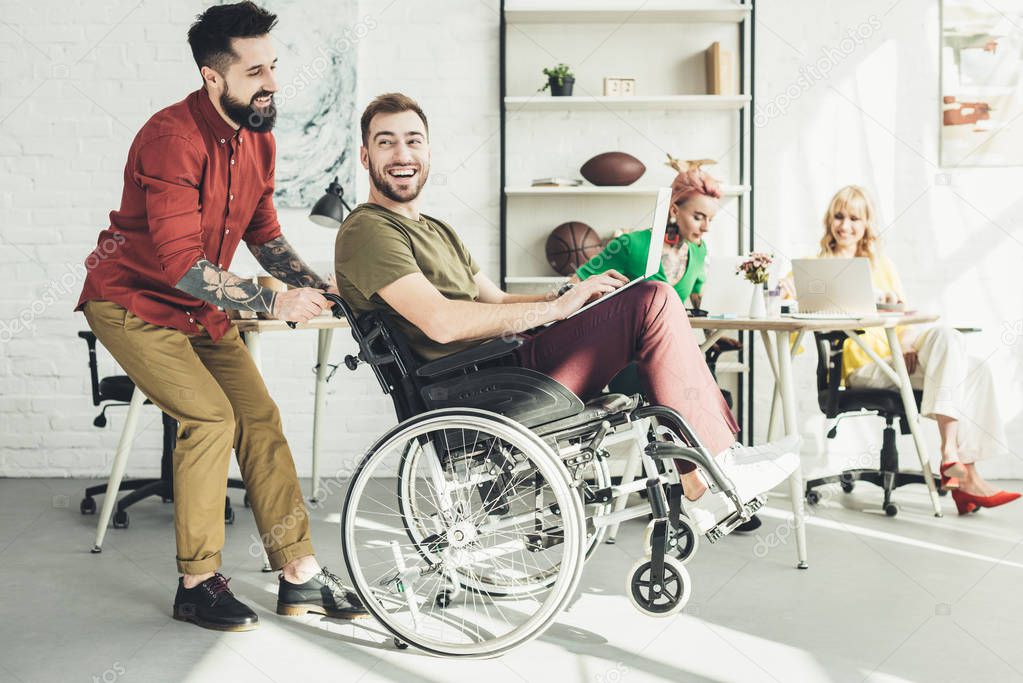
[555, 270, 629, 318]
[272, 287, 330, 323]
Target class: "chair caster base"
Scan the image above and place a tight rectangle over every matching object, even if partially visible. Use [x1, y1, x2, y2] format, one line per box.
[112, 510, 129, 529]
[90, 545, 102, 554]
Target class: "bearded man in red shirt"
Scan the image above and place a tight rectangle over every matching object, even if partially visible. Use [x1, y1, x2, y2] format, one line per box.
[77, 2, 365, 631]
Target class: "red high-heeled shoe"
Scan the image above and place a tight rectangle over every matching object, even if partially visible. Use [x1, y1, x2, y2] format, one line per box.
[940, 462, 965, 491]
[952, 489, 1022, 515]
[951, 490, 978, 515]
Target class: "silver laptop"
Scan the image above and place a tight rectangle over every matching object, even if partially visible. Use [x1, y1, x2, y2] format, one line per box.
[566, 187, 671, 319]
[787, 257, 876, 319]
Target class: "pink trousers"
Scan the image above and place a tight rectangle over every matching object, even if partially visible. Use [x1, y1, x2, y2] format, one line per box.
[515, 281, 738, 468]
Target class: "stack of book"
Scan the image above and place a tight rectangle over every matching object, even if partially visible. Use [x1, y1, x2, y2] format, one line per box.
[531, 177, 583, 187]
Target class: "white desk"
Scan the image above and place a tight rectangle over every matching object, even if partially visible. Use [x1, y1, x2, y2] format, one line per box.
[690, 312, 942, 569]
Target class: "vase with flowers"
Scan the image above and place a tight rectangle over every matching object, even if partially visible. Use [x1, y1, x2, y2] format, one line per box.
[736, 252, 773, 318]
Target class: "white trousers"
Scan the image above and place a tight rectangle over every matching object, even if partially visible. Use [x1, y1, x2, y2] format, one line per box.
[846, 326, 1006, 463]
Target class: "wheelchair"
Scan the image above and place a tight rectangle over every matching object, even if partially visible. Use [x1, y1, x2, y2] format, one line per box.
[323, 294, 761, 658]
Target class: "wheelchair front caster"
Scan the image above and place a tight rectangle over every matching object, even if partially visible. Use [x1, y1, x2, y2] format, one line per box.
[883, 503, 899, 517]
[643, 517, 699, 565]
[80, 497, 96, 515]
[435, 590, 453, 608]
[627, 556, 691, 617]
[805, 490, 821, 505]
[393, 638, 409, 650]
[113, 510, 129, 529]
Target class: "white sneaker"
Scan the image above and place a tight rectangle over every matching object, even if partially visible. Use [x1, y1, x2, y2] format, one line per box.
[681, 435, 801, 534]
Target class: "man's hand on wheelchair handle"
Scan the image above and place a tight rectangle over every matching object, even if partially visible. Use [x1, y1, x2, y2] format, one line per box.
[272, 287, 330, 323]
[554, 270, 628, 318]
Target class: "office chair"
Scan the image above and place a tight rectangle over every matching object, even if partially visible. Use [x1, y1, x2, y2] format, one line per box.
[77, 331, 243, 550]
[803, 331, 943, 517]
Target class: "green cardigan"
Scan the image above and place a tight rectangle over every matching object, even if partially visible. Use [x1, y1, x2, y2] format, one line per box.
[574, 229, 707, 301]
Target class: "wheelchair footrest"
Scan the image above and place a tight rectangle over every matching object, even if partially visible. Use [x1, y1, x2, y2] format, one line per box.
[704, 496, 765, 543]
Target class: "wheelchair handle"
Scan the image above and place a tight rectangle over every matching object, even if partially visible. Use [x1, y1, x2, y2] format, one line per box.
[284, 292, 349, 329]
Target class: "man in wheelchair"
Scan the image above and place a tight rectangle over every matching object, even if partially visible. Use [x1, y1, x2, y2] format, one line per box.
[335, 92, 800, 541]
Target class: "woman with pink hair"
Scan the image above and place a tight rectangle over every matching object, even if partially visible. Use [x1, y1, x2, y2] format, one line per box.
[573, 165, 722, 308]
[569, 165, 763, 529]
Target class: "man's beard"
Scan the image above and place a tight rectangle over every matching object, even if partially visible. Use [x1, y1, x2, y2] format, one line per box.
[368, 159, 429, 204]
[220, 83, 276, 133]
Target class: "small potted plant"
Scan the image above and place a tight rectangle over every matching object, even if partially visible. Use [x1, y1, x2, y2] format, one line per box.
[538, 63, 575, 96]
[736, 252, 773, 318]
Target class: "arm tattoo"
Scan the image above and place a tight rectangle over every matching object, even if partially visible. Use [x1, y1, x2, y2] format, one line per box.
[175, 259, 277, 314]
[247, 235, 329, 289]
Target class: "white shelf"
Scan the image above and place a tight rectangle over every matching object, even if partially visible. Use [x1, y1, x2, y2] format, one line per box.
[505, 4, 750, 24]
[714, 361, 747, 374]
[506, 184, 750, 197]
[505, 95, 749, 111]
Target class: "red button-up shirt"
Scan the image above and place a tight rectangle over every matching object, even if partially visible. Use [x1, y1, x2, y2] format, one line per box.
[76, 88, 282, 341]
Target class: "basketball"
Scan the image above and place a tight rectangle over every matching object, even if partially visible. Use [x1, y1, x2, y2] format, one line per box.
[545, 221, 602, 275]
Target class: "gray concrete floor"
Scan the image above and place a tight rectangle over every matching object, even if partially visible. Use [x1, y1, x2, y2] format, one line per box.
[2, 476, 1022, 683]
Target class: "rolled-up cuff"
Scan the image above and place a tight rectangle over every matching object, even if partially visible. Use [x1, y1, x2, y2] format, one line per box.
[267, 539, 315, 571]
[177, 551, 222, 575]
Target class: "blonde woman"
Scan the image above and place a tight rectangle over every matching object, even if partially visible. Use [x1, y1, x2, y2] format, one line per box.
[809, 185, 1017, 515]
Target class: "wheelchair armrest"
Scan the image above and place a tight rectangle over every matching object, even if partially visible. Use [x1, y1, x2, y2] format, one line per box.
[415, 336, 524, 379]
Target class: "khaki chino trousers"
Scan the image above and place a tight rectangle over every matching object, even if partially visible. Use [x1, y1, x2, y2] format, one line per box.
[84, 300, 313, 574]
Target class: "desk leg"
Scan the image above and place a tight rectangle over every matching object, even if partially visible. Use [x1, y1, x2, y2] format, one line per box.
[93, 387, 146, 553]
[759, 332, 781, 441]
[772, 330, 808, 569]
[311, 329, 334, 503]
[241, 330, 272, 571]
[243, 330, 262, 372]
[885, 328, 943, 518]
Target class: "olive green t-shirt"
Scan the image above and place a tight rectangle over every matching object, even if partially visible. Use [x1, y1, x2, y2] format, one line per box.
[335, 203, 482, 361]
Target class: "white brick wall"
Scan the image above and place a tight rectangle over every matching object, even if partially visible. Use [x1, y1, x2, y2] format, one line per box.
[3, 0, 1021, 481]
[0, 0, 501, 478]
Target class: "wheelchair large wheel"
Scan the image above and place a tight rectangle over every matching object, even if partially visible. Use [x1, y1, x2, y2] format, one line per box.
[397, 434, 610, 596]
[342, 408, 586, 658]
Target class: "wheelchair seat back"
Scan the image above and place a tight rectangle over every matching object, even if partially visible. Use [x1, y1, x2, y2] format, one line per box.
[325, 294, 586, 427]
